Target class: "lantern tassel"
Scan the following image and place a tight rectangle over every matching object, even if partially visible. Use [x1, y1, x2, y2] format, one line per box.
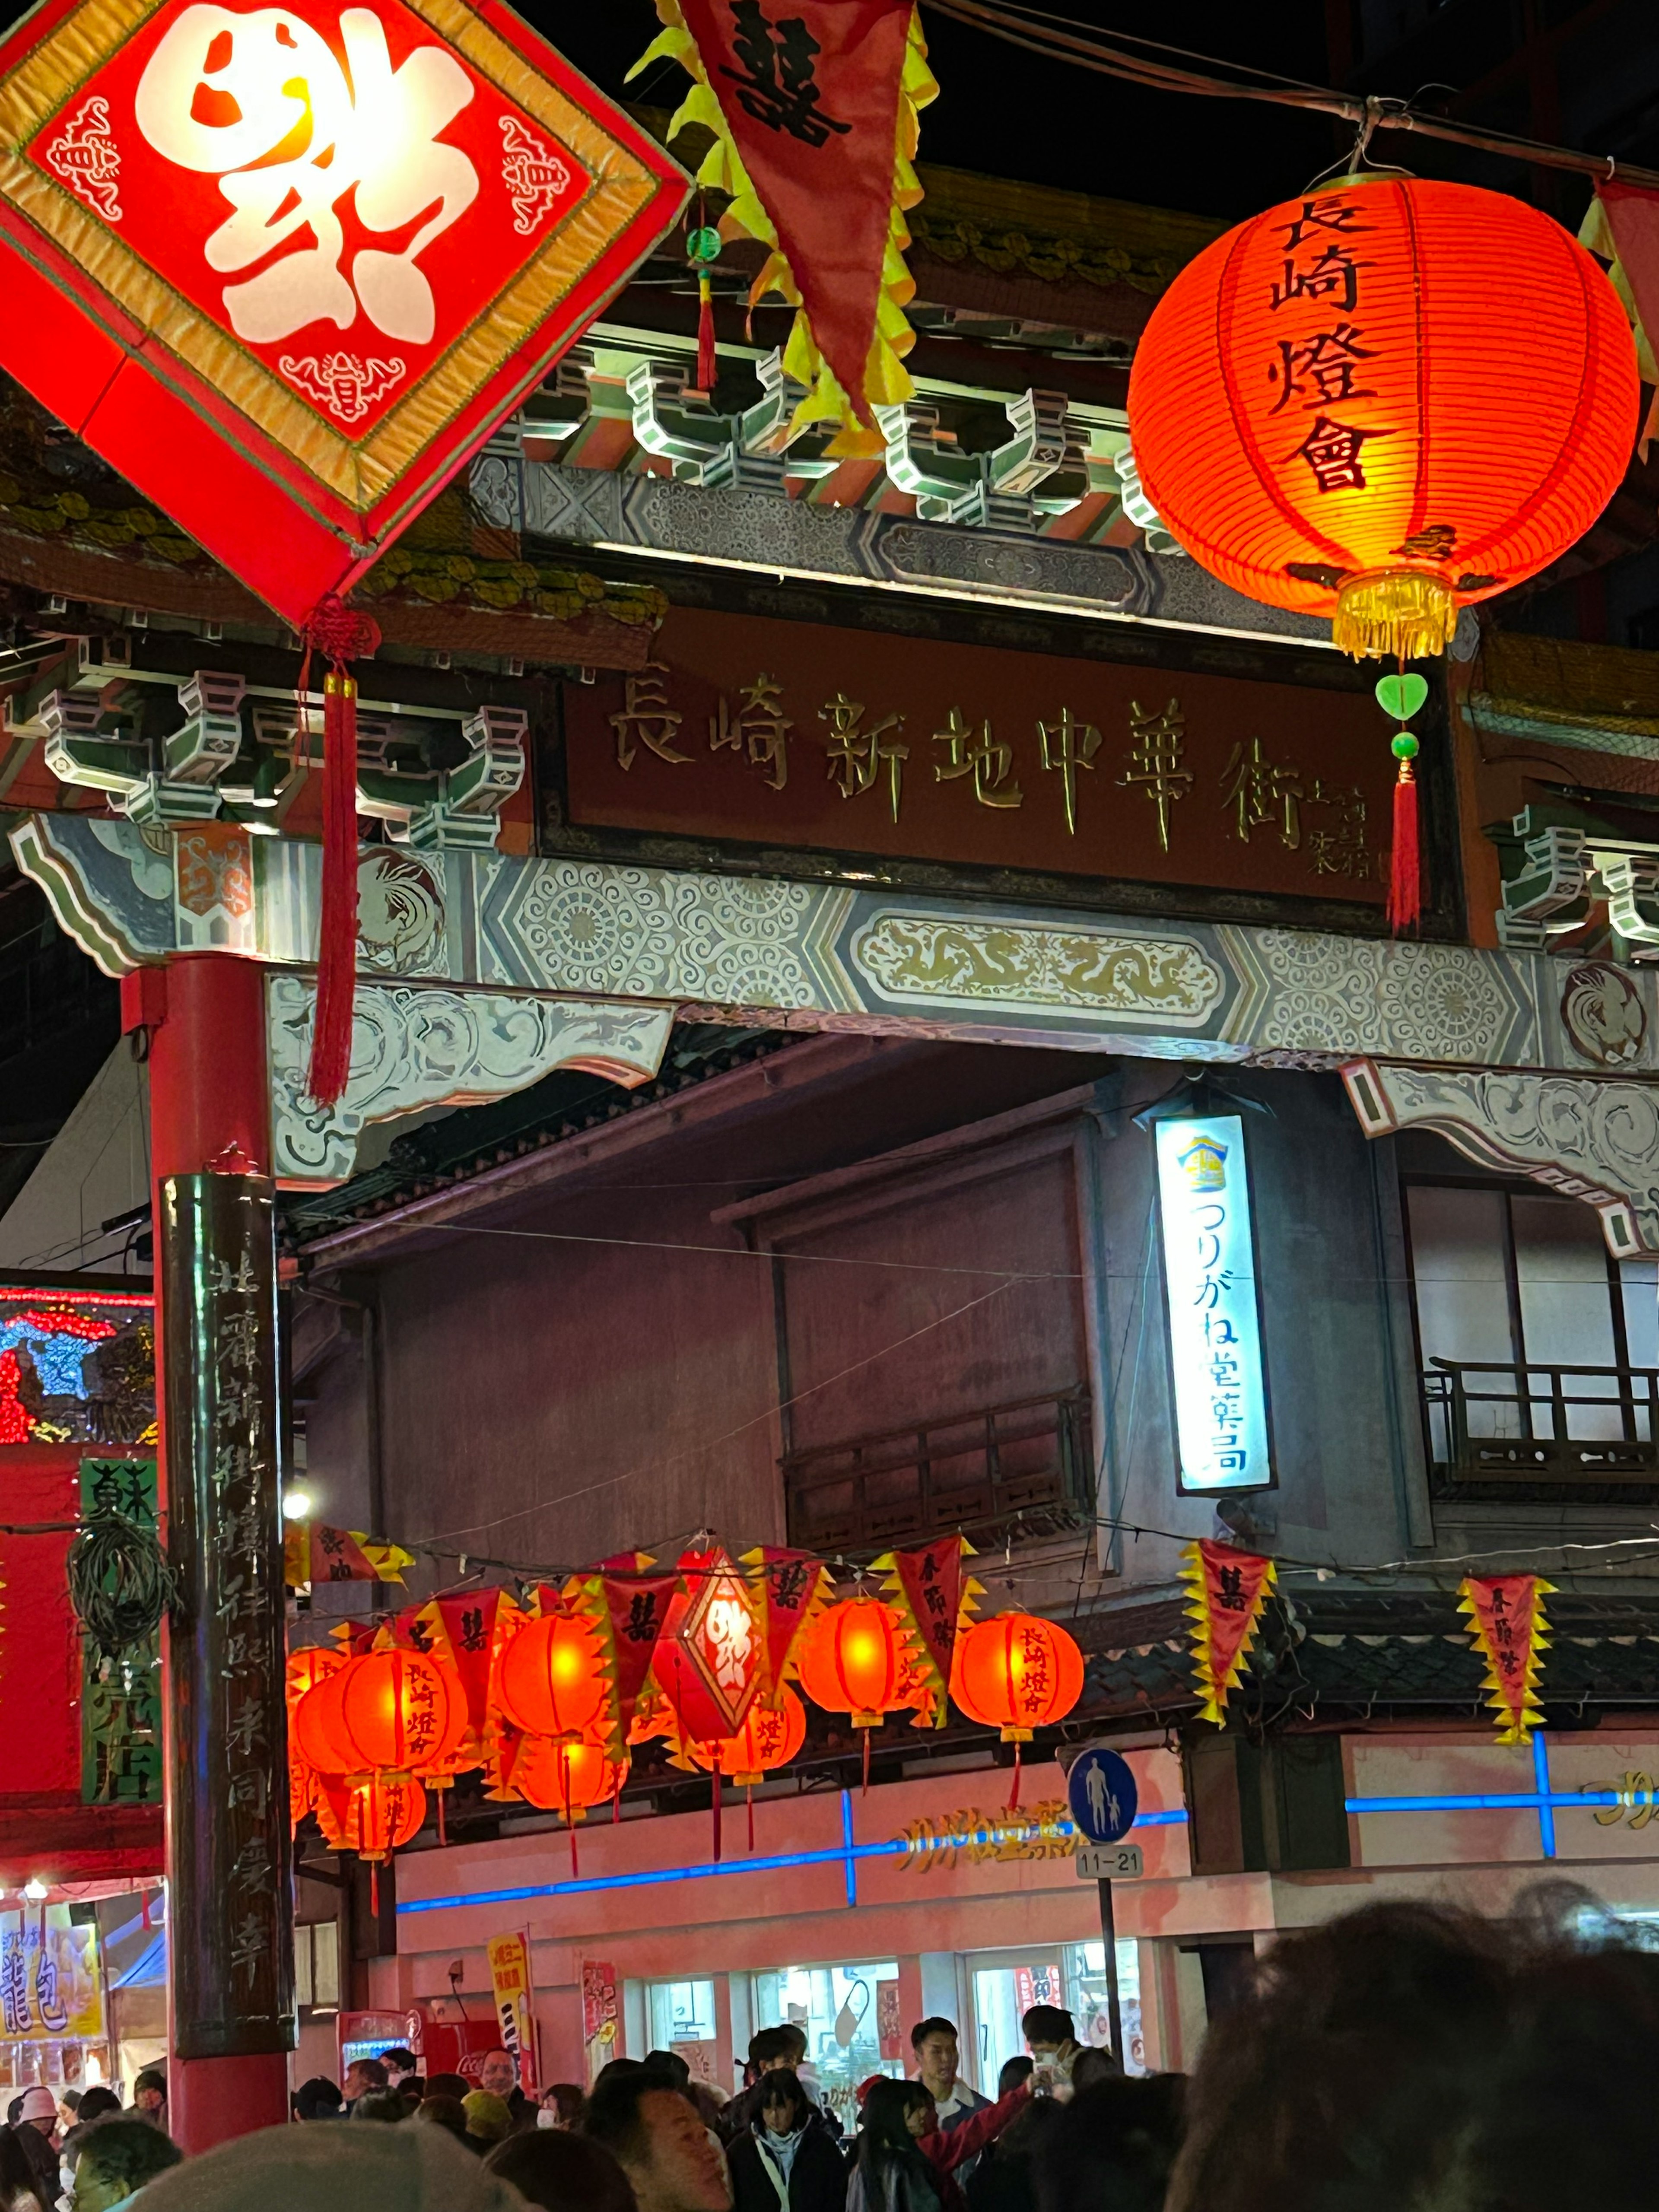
[300, 597, 381, 1110]
[1387, 756, 1421, 934]
[862, 1729, 871, 1796]
[747, 1783, 755, 1854]
[696, 271, 717, 394]
[437, 1790, 446, 1848]
[370, 1861, 379, 1917]
[1332, 570, 1457, 662]
[712, 1767, 722, 1864]
[1008, 1740, 1022, 1813]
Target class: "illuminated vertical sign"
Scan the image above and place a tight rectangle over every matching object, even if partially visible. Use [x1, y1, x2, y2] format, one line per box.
[1154, 1113, 1273, 1492]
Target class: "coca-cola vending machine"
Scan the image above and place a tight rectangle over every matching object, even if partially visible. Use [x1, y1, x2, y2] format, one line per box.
[338, 2007, 503, 2084]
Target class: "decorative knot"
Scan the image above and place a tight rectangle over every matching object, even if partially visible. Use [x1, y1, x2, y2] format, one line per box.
[302, 593, 381, 669]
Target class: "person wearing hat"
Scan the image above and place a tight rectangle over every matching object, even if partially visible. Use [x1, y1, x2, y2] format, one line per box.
[13, 2087, 62, 2207]
[461, 2092, 513, 2153]
[110, 2120, 525, 2212]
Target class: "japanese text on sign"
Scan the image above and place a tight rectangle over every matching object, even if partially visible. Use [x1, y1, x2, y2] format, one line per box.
[1154, 1114, 1273, 1493]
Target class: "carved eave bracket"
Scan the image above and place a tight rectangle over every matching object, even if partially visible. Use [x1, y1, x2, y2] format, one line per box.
[1343, 1056, 1659, 1258]
[267, 975, 675, 1186]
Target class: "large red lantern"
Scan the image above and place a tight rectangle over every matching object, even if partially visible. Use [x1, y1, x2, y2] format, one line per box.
[292, 1665, 359, 1777]
[797, 1597, 915, 1730]
[496, 1607, 610, 1745]
[1128, 176, 1639, 661]
[952, 1611, 1084, 1809]
[337, 1648, 467, 1777]
[687, 1687, 807, 1787]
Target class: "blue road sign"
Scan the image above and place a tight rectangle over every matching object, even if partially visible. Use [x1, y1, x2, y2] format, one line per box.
[1067, 1746, 1138, 1845]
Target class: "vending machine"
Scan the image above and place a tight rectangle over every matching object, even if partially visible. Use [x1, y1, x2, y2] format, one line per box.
[337, 2007, 504, 2083]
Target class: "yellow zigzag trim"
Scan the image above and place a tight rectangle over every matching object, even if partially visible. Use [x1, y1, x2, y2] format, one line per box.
[1457, 1577, 1555, 1745]
[629, 0, 937, 453]
[739, 1546, 833, 1702]
[870, 1537, 981, 1727]
[1179, 1542, 1276, 1728]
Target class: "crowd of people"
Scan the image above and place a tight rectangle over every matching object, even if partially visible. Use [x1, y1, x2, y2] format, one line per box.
[4, 1892, 1657, 2210]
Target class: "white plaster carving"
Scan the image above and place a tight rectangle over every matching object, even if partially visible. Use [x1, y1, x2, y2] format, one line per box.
[1343, 1056, 1659, 1258]
[267, 973, 675, 1186]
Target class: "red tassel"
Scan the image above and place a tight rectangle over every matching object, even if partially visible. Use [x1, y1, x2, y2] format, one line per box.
[300, 596, 381, 1108]
[1008, 1741, 1022, 1813]
[712, 1767, 722, 1863]
[563, 1748, 579, 1879]
[370, 1861, 379, 1917]
[437, 1790, 447, 1848]
[1386, 761, 1421, 934]
[696, 271, 717, 394]
[861, 1730, 871, 1796]
[747, 1784, 755, 1855]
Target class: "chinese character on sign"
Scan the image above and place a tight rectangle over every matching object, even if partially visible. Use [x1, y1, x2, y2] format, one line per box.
[932, 707, 1023, 809]
[1268, 323, 1376, 412]
[719, 0, 851, 146]
[1117, 698, 1193, 852]
[611, 665, 690, 769]
[133, 6, 479, 346]
[1220, 736, 1303, 849]
[709, 672, 792, 791]
[1294, 415, 1385, 493]
[1036, 706, 1101, 836]
[1270, 244, 1364, 315]
[0, 1933, 30, 2037]
[1306, 780, 1370, 878]
[821, 693, 909, 821]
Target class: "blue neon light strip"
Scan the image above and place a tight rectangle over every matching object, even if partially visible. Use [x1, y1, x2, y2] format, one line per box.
[397, 1799, 1191, 1916]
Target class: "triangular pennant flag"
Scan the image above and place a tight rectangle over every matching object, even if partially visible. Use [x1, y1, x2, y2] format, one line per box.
[874, 1535, 982, 1727]
[572, 1557, 679, 1761]
[1180, 1540, 1277, 1726]
[741, 1547, 831, 1705]
[1458, 1574, 1554, 1744]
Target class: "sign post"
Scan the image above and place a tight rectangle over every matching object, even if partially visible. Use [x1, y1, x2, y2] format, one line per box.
[1066, 1746, 1140, 2066]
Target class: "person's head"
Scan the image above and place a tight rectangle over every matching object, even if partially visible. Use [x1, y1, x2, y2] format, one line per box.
[1068, 2046, 1122, 2094]
[538, 2084, 585, 2130]
[353, 2091, 411, 2124]
[294, 2078, 344, 2123]
[484, 2128, 639, 2212]
[115, 2117, 526, 2212]
[413, 2095, 469, 2145]
[1036, 2079, 1183, 2212]
[747, 2028, 802, 2079]
[5, 2096, 20, 2127]
[642, 2051, 692, 2094]
[1022, 2006, 1076, 2057]
[423, 2075, 469, 2102]
[381, 2049, 419, 2087]
[462, 2092, 513, 2146]
[58, 2088, 82, 2128]
[857, 2078, 935, 2177]
[585, 2071, 731, 2212]
[477, 2049, 518, 2102]
[752, 2069, 808, 2142]
[911, 2018, 960, 2096]
[345, 2058, 390, 2102]
[131, 2069, 167, 2117]
[19, 2084, 59, 2140]
[997, 2056, 1034, 2099]
[0, 2126, 38, 2211]
[75, 2088, 121, 2126]
[70, 2117, 183, 2212]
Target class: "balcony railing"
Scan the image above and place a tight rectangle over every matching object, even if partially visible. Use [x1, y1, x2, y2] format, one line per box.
[783, 1388, 1094, 1553]
[1423, 1357, 1659, 1482]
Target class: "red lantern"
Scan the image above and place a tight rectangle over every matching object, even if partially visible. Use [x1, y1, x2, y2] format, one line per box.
[286, 1645, 343, 1710]
[952, 1611, 1083, 1808]
[292, 1665, 359, 1777]
[1128, 176, 1638, 662]
[797, 1597, 914, 1729]
[508, 1738, 630, 1824]
[496, 1607, 610, 1745]
[687, 1687, 807, 1786]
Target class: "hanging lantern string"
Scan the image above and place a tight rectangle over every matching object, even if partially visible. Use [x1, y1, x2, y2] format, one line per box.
[915, 0, 1659, 190]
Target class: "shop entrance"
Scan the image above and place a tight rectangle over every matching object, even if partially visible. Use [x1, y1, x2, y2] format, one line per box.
[969, 1939, 1143, 2085]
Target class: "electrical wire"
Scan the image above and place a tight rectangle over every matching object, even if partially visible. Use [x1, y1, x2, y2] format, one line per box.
[915, 0, 1659, 190]
[65, 1508, 175, 1661]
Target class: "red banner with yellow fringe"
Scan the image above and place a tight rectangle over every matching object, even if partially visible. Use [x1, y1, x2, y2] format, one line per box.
[1458, 1574, 1553, 1743]
[873, 1534, 981, 1726]
[1181, 1539, 1277, 1726]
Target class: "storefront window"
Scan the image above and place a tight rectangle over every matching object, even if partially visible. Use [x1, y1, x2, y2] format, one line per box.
[646, 1979, 717, 2049]
[971, 1940, 1142, 2089]
[749, 1961, 901, 2126]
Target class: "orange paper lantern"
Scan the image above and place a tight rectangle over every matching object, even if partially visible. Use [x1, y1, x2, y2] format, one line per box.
[335, 1771, 428, 1864]
[508, 1737, 630, 1824]
[496, 1608, 610, 1745]
[292, 1666, 359, 1778]
[952, 1613, 1084, 1743]
[1128, 176, 1639, 661]
[336, 1649, 467, 1779]
[797, 1597, 913, 1729]
[688, 1687, 807, 1786]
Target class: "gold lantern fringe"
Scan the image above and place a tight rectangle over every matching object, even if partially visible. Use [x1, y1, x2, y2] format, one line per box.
[1332, 570, 1459, 661]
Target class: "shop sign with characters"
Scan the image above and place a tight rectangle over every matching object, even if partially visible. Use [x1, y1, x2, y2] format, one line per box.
[0, 1908, 102, 2043]
[0, 0, 686, 620]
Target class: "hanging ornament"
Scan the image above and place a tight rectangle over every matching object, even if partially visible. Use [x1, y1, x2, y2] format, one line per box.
[1180, 1541, 1278, 1727]
[874, 1535, 982, 1728]
[1128, 176, 1638, 658]
[508, 1737, 630, 1822]
[687, 218, 723, 394]
[319, 1771, 427, 1910]
[797, 1593, 916, 1787]
[571, 1555, 679, 1762]
[685, 1685, 807, 1788]
[331, 1647, 467, 1780]
[1458, 1574, 1554, 1744]
[297, 596, 382, 1108]
[496, 1601, 610, 1745]
[286, 1645, 345, 1832]
[657, 1548, 764, 1746]
[1374, 670, 1429, 931]
[950, 1612, 1084, 1807]
[292, 1664, 361, 1777]
[741, 1547, 831, 1705]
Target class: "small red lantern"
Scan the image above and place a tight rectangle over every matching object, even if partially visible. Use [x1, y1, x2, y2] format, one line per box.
[509, 1737, 630, 1824]
[496, 1607, 610, 1745]
[286, 1645, 343, 1710]
[797, 1596, 914, 1729]
[320, 1770, 427, 1907]
[688, 1687, 806, 1787]
[292, 1665, 359, 1777]
[953, 1612, 1083, 1808]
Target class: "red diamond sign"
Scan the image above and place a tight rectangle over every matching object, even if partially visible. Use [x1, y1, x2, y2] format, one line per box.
[0, 0, 686, 622]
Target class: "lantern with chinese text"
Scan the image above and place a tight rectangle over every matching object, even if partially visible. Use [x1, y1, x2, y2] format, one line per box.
[286, 1644, 345, 1829]
[797, 1595, 916, 1787]
[1128, 176, 1640, 929]
[509, 1737, 630, 1823]
[656, 1548, 763, 1748]
[336, 1647, 467, 1779]
[321, 1770, 426, 1908]
[496, 1607, 610, 1746]
[687, 1687, 807, 1786]
[952, 1612, 1084, 1806]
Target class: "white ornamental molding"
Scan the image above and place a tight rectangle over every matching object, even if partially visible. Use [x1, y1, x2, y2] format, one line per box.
[1343, 1056, 1659, 1258]
[268, 973, 675, 1186]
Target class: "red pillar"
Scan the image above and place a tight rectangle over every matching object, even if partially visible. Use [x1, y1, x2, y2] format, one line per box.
[140, 953, 293, 2149]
